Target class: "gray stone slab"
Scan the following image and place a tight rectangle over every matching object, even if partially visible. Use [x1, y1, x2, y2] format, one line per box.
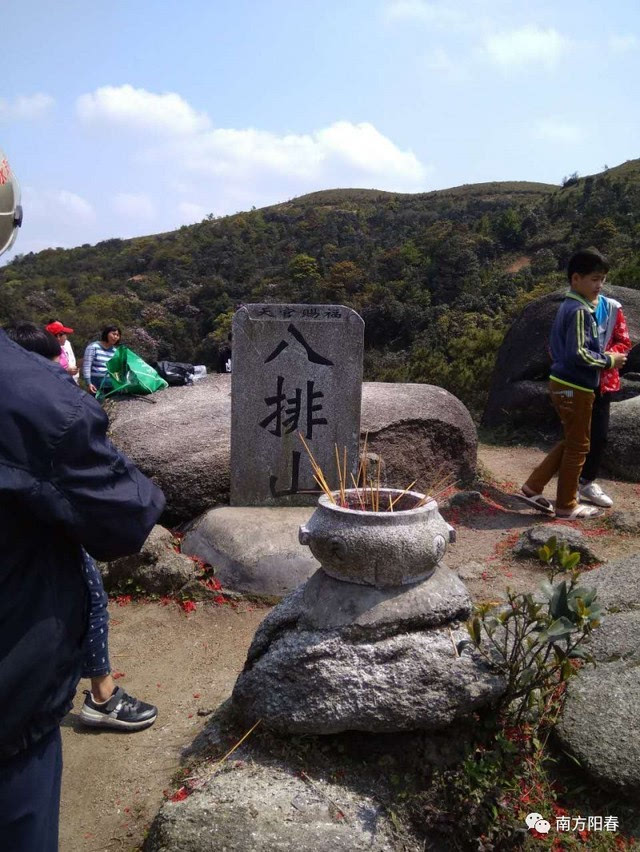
[144, 756, 408, 852]
[243, 566, 471, 661]
[181, 506, 319, 600]
[297, 564, 472, 637]
[230, 304, 364, 506]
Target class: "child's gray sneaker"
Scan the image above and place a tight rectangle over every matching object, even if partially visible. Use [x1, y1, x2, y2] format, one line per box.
[579, 481, 613, 508]
[80, 686, 157, 731]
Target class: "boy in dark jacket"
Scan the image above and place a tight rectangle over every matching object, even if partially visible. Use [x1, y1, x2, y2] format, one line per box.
[0, 150, 165, 851]
[519, 248, 627, 519]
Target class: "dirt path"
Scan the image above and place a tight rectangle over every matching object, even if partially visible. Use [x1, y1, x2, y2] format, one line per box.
[444, 443, 640, 601]
[59, 443, 640, 851]
[60, 600, 267, 852]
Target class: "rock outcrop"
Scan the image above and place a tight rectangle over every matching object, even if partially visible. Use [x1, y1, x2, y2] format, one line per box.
[107, 375, 232, 525]
[361, 382, 477, 489]
[232, 565, 505, 734]
[108, 377, 477, 524]
[144, 757, 410, 852]
[556, 555, 640, 793]
[513, 524, 604, 565]
[99, 525, 200, 595]
[482, 285, 640, 430]
[603, 395, 640, 481]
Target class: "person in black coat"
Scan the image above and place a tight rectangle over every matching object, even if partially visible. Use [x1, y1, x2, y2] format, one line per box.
[0, 150, 165, 851]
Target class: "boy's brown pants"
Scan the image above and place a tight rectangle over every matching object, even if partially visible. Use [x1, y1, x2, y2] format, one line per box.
[524, 380, 594, 513]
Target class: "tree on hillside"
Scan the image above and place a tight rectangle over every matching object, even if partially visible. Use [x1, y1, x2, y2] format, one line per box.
[4, 162, 640, 417]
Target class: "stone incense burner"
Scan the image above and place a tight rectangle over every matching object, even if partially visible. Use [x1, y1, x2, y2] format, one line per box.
[298, 487, 455, 588]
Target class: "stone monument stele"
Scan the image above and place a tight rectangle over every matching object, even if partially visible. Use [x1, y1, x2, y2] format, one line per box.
[230, 304, 364, 506]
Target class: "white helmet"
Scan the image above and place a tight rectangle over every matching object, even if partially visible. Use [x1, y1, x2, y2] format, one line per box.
[0, 148, 22, 255]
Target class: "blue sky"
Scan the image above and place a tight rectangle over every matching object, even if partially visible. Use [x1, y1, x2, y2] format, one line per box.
[2, 0, 639, 259]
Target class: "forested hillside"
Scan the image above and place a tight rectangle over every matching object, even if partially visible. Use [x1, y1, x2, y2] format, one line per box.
[3, 159, 640, 417]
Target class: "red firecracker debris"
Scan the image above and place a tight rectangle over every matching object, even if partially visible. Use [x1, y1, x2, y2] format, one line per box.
[170, 787, 189, 803]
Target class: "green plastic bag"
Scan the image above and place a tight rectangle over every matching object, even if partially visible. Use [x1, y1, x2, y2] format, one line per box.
[97, 346, 168, 399]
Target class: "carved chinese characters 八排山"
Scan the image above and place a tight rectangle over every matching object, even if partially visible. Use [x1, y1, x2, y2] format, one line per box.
[230, 304, 364, 506]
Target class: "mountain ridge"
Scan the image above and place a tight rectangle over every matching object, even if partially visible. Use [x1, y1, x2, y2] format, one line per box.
[2, 157, 639, 417]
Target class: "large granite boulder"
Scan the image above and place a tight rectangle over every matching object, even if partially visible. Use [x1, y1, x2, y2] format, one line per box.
[603, 395, 640, 481]
[583, 553, 640, 612]
[232, 565, 505, 734]
[107, 374, 232, 525]
[482, 284, 640, 430]
[181, 507, 318, 600]
[555, 554, 640, 793]
[361, 382, 477, 488]
[556, 661, 640, 793]
[586, 611, 640, 663]
[615, 373, 640, 401]
[108, 377, 477, 524]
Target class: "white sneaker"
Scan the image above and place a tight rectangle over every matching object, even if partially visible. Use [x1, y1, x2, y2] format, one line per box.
[579, 481, 613, 508]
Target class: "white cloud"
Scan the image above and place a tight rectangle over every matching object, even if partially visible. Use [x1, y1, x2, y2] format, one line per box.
[5, 186, 96, 261]
[484, 25, 567, 69]
[609, 34, 639, 54]
[534, 118, 581, 144]
[177, 201, 209, 222]
[76, 84, 210, 135]
[151, 120, 428, 192]
[0, 93, 55, 121]
[18, 85, 432, 253]
[113, 192, 156, 220]
[319, 121, 426, 181]
[384, 0, 464, 27]
[20, 186, 47, 219]
[172, 127, 321, 179]
[77, 84, 429, 192]
[56, 190, 95, 222]
[426, 47, 467, 81]
[21, 186, 95, 223]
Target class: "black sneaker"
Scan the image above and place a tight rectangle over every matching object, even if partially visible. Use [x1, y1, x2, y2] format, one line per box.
[80, 686, 157, 731]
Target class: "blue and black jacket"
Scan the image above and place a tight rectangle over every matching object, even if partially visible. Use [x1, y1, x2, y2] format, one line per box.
[0, 331, 165, 760]
[549, 292, 614, 392]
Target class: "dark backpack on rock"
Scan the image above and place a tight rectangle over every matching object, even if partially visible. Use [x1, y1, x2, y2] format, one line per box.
[153, 361, 195, 386]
